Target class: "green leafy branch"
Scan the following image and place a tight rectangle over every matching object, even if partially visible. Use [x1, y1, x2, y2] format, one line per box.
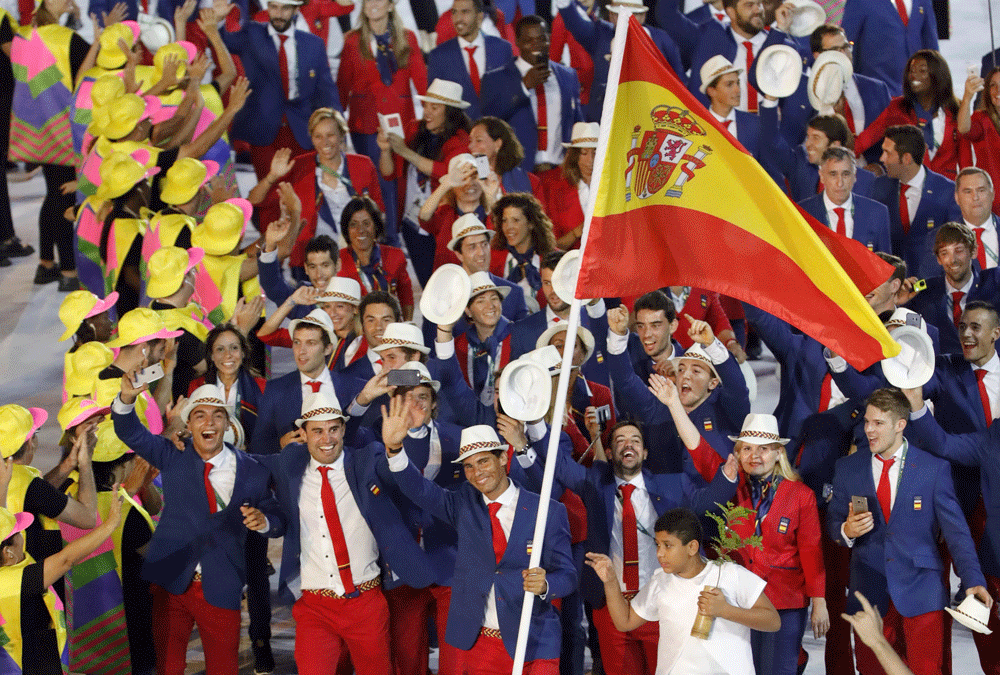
[704, 502, 763, 585]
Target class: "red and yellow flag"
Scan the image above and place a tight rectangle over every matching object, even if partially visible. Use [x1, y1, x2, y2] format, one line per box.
[575, 15, 899, 370]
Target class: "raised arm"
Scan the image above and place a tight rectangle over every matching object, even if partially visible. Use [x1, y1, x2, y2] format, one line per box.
[198, 7, 237, 92]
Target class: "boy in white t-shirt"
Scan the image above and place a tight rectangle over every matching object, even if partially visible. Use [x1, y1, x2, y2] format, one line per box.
[585, 508, 779, 675]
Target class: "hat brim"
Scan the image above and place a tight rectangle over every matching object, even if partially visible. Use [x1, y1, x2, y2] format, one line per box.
[295, 411, 349, 427]
[106, 326, 183, 348]
[64, 405, 111, 431]
[416, 94, 471, 109]
[535, 324, 595, 365]
[498, 360, 552, 422]
[561, 140, 598, 148]
[372, 341, 431, 355]
[727, 432, 790, 445]
[58, 292, 120, 342]
[551, 250, 582, 305]
[420, 264, 473, 325]
[755, 45, 804, 99]
[945, 606, 993, 635]
[8, 512, 35, 539]
[288, 317, 337, 350]
[146, 247, 205, 299]
[787, 1, 826, 37]
[452, 444, 505, 464]
[881, 326, 935, 388]
[180, 398, 231, 425]
[672, 355, 721, 382]
[469, 283, 512, 302]
[698, 66, 743, 94]
[447, 226, 494, 252]
[27, 408, 48, 443]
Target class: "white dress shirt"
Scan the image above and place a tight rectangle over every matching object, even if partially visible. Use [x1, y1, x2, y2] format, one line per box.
[407, 423, 442, 481]
[611, 473, 658, 592]
[544, 299, 606, 328]
[730, 29, 767, 112]
[514, 56, 565, 167]
[458, 33, 486, 81]
[343, 334, 365, 365]
[366, 347, 384, 372]
[972, 352, 1000, 422]
[315, 160, 352, 247]
[299, 454, 380, 593]
[823, 192, 855, 239]
[841, 441, 905, 546]
[482, 481, 518, 629]
[842, 75, 866, 131]
[944, 269, 974, 313]
[965, 216, 999, 269]
[710, 108, 737, 138]
[902, 165, 926, 223]
[268, 23, 299, 100]
[891, 0, 912, 16]
[300, 368, 335, 400]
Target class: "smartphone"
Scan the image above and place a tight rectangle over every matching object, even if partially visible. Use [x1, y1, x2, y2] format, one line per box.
[912, 278, 927, 292]
[473, 154, 490, 180]
[387, 369, 421, 387]
[969, 64, 979, 79]
[851, 495, 869, 514]
[595, 404, 611, 425]
[133, 362, 165, 387]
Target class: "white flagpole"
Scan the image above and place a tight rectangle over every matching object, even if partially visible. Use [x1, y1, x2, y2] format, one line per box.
[509, 9, 633, 675]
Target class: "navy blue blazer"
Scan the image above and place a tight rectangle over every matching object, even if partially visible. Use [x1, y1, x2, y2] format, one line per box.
[257, 441, 436, 604]
[221, 20, 339, 149]
[827, 444, 985, 616]
[420, 272, 529, 348]
[869, 170, 962, 279]
[481, 58, 584, 172]
[509, 308, 611, 389]
[534, 435, 737, 607]
[605, 347, 749, 477]
[842, 0, 938, 96]
[906, 265, 1000, 355]
[558, 2, 685, 121]
[905, 411, 1000, 577]
[795, 398, 867, 503]
[426, 36, 513, 123]
[797, 192, 892, 254]
[249, 369, 366, 455]
[112, 406, 284, 610]
[386, 460, 576, 660]
[258, 256, 312, 320]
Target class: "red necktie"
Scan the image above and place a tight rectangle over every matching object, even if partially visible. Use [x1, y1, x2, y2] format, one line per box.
[278, 34, 290, 98]
[818, 373, 833, 412]
[899, 184, 911, 234]
[536, 83, 548, 151]
[843, 97, 856, 134]
[722, 119, 732, 130]
[976, 369, 993, 426]
[952, 291, 965, 328]
[816, 177, 824, 194]
[552, 317, 561, 322]
[833, 207, 847, 236]
[875, 455, 895, 521]
[307, 380, 322, 393]
[894, 0, 909, 25]
[975, 227, 989, 270]
[743, 42, 758, 113]
[488, 502, 506, 564]
[203, 463, 217, 514]
[465, 45, 481, 96]
[620, 483, 639, 593]
[714, 12, 726, 21]
[318, 466, 356, 595]
[375, 358, 383, 368]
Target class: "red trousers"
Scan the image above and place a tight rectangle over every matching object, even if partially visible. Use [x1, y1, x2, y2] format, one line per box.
[385, 584, 458, 675]
[854, 600, 944, 675]
[151, 581, 241, 675]
[249, 119, 307, 183]
[972, 575, 1000, 675]
[590, 602, 659, 675]
[458, 632, 558, 675]
[292, 587, 391, 675]
[819, 510, 855, 675]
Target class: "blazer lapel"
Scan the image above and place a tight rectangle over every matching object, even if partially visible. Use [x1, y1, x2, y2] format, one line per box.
[504, 492, 532, 563]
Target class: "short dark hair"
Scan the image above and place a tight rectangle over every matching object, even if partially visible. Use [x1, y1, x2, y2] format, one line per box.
[609, 419, 645, 445]
[514, 14, 547, 39]
[807, 114, 852, 148]
[820, 146, 856, 168]
[293, 322, 331, 348]
[359, 291, 402, 322]
[463, 0, 485, 13]
[933, 222, 976, 256]
[634, 290, 677, 323]
[654, 508, 703, 545]
[93, 454, 135, 492]
[809, 24, 844, 54]
[885, 125, 926, 166]
[963, 300, 1000, 328]
[541, 250, 565, 272]
[866, 387, 911, 421]
[305, 235, 339, 261]
[875, 252, 907, 285]
[721, 0, 738, 10]
[341, 196, 386, 248]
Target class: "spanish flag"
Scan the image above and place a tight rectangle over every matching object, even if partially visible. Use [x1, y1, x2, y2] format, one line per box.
[574, 14, 899, 371]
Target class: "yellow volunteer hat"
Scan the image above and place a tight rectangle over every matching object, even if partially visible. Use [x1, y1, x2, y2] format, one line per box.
[153, 41, 197, 83]
[58, 290, 119, 342]
[92, 420, 133, 463]
[93, 150, 160, 202]
[0, 405, 48, 459]
[65, 342, 115, 397]
[146, 246, 205, 299]
[107, 307, 183, 348]
[102, 93, 162, 142]
[0, 509, 34, 543]
[57, 397, 111, 433]
[97, 22, 139, 70]
[191, 199, 252, 256]
[160, 157, 220, 206]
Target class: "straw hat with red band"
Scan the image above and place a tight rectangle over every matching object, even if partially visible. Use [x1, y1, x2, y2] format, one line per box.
[0, 509, 35, 544]
[107, 307, 183, 348]
[447, 213, 494, 251]
[296, 392, 349, 427]
[452, 425, 505, 463]
[315, 278, 362, 306]
[467, 271, 511, 302]
[672, 343, 722, 381]
[396, 361, 440, 392]
[58, 290, 119, 342]
[0, 405, 48, 459]
[562, 122, 599, 149]
[181, 384, 233, 424]
[417, 79, 471, 110]
[728, 413, 790, 445]
[145, 246, 205, 299]
[288, 308, 338, 347]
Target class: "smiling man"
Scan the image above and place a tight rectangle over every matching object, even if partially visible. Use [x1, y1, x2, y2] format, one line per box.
[112, 380, 285, 675]
[259, 235, 342, 321]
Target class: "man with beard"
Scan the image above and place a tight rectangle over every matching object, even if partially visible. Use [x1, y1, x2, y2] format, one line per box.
[219, 0, 339, 181]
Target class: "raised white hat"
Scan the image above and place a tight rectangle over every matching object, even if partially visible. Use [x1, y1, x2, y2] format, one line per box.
[881, 325, 934, 388]
[785, 0, 826, 37]
[755, 44, 804, 99]
[945, 595, 993, 635]
[551, 249, 582, 305]
[420, 264, 473, 325]
[808, 51, 851, 114]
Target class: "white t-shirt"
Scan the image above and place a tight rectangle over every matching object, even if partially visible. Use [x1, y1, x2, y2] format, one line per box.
[631, 560, 766, 675]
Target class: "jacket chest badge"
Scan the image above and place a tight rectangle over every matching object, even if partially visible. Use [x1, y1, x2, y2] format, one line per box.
[526, 540, 533, 555]
[703, 418, 713, 431]
[700, 295, 708, 308]
[369, 483, 380, 496]
[778, 516, 790, 534]
[454, 469, 461, 480]
[913, 496, 922, 511]
[309, 69, 316, 78]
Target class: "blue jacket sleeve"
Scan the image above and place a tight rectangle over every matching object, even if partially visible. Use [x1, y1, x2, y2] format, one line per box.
[432, 354, 496, 426]
[529, 426, 589, 495]
[249, 388, 282, 456]
[258, 255, 295, 307]
[684, 466, 738, 517]
[383, 454, 462, 528]
[652, 0, 700, 69]
[932, 458, 985, 589]
[904, 410, 988, 467]
[605, 349, 672, 425]
[826, 458, 851, 545]
[112, 406, 175, 470]
[741, 302, 799, 360]
[558, 2, 598, 51]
